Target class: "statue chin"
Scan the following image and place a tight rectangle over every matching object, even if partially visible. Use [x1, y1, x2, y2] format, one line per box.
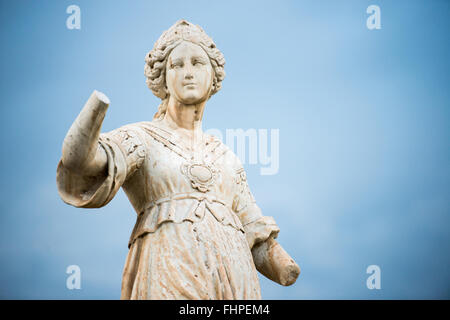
[176, 92, 209, 106]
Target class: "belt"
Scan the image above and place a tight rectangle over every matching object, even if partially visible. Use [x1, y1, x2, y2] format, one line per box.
[142, 192, 229, 214]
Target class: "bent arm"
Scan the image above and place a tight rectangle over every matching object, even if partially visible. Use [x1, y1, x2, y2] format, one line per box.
[61, 90, 110, 176]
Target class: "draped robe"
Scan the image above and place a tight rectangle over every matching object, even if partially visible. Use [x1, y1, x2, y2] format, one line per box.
[57, 120, 279, 299]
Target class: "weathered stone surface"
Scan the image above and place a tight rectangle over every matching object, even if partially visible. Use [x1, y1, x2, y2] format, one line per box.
[57, 19, 299, 300]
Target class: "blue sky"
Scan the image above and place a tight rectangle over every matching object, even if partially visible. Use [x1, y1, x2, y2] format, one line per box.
[0, 0, 449, 299]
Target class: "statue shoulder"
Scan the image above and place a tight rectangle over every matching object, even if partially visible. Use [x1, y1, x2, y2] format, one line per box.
[101, 122, 149, 161]
[202, 134, 243, 171]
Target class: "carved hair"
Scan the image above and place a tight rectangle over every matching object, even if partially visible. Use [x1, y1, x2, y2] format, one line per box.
[145, 20, 226, 119]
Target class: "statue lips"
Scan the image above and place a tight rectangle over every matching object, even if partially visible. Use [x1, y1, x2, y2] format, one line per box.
[183, 82, 196, 88]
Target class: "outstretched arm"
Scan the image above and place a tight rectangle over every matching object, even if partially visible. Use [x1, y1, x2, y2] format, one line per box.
[61, 90, 110, 176]
[57, 90, 146, 209]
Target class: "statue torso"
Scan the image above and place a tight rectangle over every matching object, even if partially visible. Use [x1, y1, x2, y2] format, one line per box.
[111, 121, 246, 247]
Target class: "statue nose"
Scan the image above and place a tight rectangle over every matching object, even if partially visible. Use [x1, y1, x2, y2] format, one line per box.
[184, 63, 194, 79]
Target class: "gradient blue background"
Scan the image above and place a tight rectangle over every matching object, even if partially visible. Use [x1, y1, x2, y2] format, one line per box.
[0, 0, 449, 299]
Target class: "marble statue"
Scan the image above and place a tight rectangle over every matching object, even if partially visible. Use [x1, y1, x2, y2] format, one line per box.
[57, 20, 300, 299]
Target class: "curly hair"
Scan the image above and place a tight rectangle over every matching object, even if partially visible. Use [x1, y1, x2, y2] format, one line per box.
[145, 20, 226, 119]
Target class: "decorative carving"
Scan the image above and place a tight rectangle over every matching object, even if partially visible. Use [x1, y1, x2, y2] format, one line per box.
[109, 129, 147, 170]
[181, 162, 219, 192]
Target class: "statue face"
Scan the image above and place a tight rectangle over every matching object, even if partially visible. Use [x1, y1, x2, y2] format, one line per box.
[166, 41, 214, 104]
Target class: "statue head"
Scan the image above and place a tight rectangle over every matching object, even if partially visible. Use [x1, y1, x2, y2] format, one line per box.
[145, 20, 226, 119]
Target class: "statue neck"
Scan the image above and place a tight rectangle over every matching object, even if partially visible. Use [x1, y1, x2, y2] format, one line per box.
[161, 95, 206, 141]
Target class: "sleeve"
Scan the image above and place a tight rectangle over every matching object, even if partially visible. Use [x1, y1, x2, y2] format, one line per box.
[56, 125, 147, 209]
[232, 160, 280, 249]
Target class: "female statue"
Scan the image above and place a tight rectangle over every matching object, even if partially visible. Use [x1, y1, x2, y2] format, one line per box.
[57, 20, 299, 299]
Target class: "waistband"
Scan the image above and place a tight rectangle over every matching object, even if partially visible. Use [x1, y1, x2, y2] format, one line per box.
[129, 192, 243, 247]
[142, 192, 229, 214]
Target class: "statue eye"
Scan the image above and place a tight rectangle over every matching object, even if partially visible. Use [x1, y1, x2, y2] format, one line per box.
[171, 62, 183, 69]
[193, 59, 205, 66]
